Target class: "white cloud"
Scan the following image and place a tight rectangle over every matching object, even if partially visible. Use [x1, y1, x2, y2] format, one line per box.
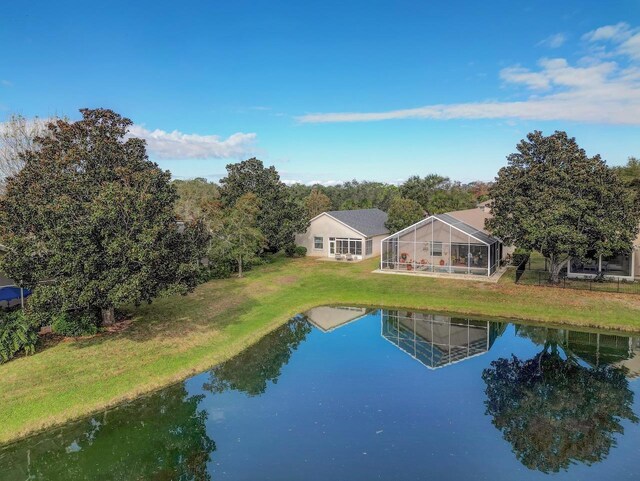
[298, 25, 640, 126]
[1, 80, 13, 87]
[282, 179, 342, 186]
[537, 33, 566, 48]
[583, 22, 633, 42]
[500, 66, 551, 90]
[620, 33, 640, 60]
[583, 22, 640, 60]
[128, 125, 256, 160]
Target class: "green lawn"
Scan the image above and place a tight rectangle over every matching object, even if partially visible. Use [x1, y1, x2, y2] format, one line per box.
[1, 255, 640, 444]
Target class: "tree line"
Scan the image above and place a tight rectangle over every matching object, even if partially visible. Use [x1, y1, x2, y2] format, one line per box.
[0, 110, 638, 361]
[288, 176, 490, 220]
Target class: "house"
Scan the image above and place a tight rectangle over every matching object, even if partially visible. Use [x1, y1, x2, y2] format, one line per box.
[296, 208, 389, 260]
[380, 204, 510, 277]
[567, 226, 640, 281]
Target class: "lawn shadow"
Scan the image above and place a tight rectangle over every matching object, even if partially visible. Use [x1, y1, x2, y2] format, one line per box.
[68, 278, 260, 350]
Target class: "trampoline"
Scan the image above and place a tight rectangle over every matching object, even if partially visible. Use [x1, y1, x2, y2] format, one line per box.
[0, 286, 31, 307]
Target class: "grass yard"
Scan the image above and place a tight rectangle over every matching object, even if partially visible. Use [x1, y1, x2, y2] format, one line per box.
[2, 255, 640, 444]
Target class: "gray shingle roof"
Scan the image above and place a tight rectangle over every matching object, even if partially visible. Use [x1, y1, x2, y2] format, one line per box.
[326, 208, 389, 237]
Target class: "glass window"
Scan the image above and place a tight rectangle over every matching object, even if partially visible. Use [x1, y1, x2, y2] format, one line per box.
[570, 252, 599, 274]
[314, 237, 323, 249]
[602, 252, 632, 277]
[349, 240, 362, 255]
[335, 238, 363, 255]
[432, 241, 443, 256]
[366, 239, 373, 255]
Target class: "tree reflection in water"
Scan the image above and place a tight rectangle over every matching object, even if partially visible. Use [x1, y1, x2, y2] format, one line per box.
[203, 314, 312, 396]
[0, 384, 215, 481]
[483, 325, 638, 473]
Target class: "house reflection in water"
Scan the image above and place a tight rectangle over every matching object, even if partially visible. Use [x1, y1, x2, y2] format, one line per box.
[518, 326, 640, 378]
[305, 306, 371, 333]
[381, 310, 506, 369]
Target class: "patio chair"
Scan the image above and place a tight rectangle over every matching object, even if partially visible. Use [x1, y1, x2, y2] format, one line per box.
[345, 253, 354, 261]
[335, 254, 345, 261]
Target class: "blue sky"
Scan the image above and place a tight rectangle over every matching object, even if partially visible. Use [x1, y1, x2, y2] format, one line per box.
[1, 0, 639, 184]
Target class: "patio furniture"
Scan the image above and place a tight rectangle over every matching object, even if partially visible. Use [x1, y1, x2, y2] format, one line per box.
[335, 254, 345, 261]
[345, 253, 354, 261]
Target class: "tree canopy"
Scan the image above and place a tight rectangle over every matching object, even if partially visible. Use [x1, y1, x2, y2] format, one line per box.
[209, 193, 266, 278]
[173, 177, 221, 223]
[385, 197, 425, 233]
[0, 108, 207, 325]
[612, 156, 640, 211]
[305, 188, 332, 219]
[487, 131, 638, 282]
[400, 174, 476, 214]
[220, 158, 307, 253]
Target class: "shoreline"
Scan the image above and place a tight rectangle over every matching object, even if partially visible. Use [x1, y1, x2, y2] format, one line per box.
[1, 256, 639, 445]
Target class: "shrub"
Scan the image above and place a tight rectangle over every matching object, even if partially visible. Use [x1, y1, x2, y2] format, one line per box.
[284, 244, 295, 257]
[294, 246, 307, 257]
[0, 310, 39, 363]
[512, 248, 530, 268]
[51, 310, 99, 337]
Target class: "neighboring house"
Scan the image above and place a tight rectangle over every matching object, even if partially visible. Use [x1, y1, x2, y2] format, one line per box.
[567, 226, 640, 281]
[380, 204, 510, 277]
[296, 208, 389, 260]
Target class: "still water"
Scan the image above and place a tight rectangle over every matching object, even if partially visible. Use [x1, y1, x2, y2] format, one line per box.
[2, 307, 640, 480]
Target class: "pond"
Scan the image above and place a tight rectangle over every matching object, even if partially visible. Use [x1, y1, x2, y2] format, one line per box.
[3, 307, 640, 480]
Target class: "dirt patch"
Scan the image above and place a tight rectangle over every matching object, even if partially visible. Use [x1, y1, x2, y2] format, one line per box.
[278, 276, 300, 285]
[103, 318, 134, 334]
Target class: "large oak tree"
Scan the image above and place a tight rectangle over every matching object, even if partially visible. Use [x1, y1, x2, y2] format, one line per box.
[488, 131, 638, 282]
[0, 109, 207, 326]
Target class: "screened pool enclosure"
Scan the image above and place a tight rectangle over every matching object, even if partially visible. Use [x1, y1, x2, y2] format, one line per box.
[380, 214, 502, 277]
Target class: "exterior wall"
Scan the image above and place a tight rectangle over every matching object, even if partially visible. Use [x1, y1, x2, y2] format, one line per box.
[635, 249, 639, 280]
[295, 214, 369, 258]
[369, 234, 387, 257]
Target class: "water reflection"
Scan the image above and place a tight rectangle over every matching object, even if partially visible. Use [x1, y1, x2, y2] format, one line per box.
[483, 325, 639, 474]
[381, 310, 506, 369]
[203, 314, 312, 396]
[2, 308, 640, 481]
[0, 384, 215, 480]
[515, 324, 640, 373]
[305, 306, 370, 332]
[373, 310, 640, 473]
